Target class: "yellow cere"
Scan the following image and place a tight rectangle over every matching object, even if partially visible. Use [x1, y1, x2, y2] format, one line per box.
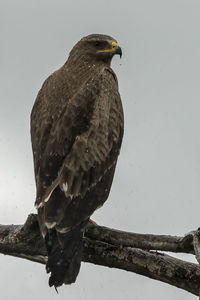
[111, 41, 118, 48]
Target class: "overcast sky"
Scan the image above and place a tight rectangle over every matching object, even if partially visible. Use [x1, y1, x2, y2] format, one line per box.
[1, 0, 200, 299]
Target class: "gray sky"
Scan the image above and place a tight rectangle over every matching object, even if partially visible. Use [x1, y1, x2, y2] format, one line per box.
[1, 0, 200, 299]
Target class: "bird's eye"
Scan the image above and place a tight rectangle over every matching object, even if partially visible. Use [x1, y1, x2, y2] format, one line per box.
[94, 41, 101, 47]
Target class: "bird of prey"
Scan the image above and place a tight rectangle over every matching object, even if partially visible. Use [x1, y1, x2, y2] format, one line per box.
[31, 34, 124, 288]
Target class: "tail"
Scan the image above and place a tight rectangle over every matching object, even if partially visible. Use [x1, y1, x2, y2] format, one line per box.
[45, 220, 87, 288]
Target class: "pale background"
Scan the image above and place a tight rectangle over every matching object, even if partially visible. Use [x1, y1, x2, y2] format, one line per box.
[1, 0, 200, 299]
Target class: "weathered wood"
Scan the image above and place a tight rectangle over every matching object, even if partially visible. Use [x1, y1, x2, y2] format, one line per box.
[86, 223, 194, 254]
[0, 214, 199, 296]
[83, 239, 200, 296]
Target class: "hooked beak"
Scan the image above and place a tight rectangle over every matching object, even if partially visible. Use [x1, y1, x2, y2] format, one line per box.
[115, 46, 122, 58]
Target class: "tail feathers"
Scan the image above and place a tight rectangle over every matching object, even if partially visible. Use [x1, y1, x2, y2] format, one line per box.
[45, 221, 87, 288]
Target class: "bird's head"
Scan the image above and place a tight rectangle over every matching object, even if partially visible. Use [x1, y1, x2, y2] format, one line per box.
[69, 34, 122, 65]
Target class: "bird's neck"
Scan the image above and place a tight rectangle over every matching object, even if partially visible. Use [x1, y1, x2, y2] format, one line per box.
[61, 54, 109, 97]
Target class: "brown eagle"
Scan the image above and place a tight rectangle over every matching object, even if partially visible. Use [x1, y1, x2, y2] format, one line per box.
[31, 34, 124, 288]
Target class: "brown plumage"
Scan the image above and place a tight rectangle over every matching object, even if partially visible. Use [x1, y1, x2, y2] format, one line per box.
[31, 34, 124, 288]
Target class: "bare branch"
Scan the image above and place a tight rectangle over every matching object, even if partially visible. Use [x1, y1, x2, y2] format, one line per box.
[86, 223, 194, 254]
[0, 214, 199, 296]
[83, 239, 200, 296]
[194, 229, 200, 265]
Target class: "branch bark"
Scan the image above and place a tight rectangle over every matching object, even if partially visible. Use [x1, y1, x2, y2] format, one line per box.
[0, 214, 199, 296]
[85, 223, 194, 254]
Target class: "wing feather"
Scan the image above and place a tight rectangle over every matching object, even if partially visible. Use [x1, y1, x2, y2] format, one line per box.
[31, 67, 123, 209]
[59, 68, 123, 198]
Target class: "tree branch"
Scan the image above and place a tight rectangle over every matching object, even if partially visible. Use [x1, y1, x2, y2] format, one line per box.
[0, 214, 199, 296]
[85, 223, 194, 254]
